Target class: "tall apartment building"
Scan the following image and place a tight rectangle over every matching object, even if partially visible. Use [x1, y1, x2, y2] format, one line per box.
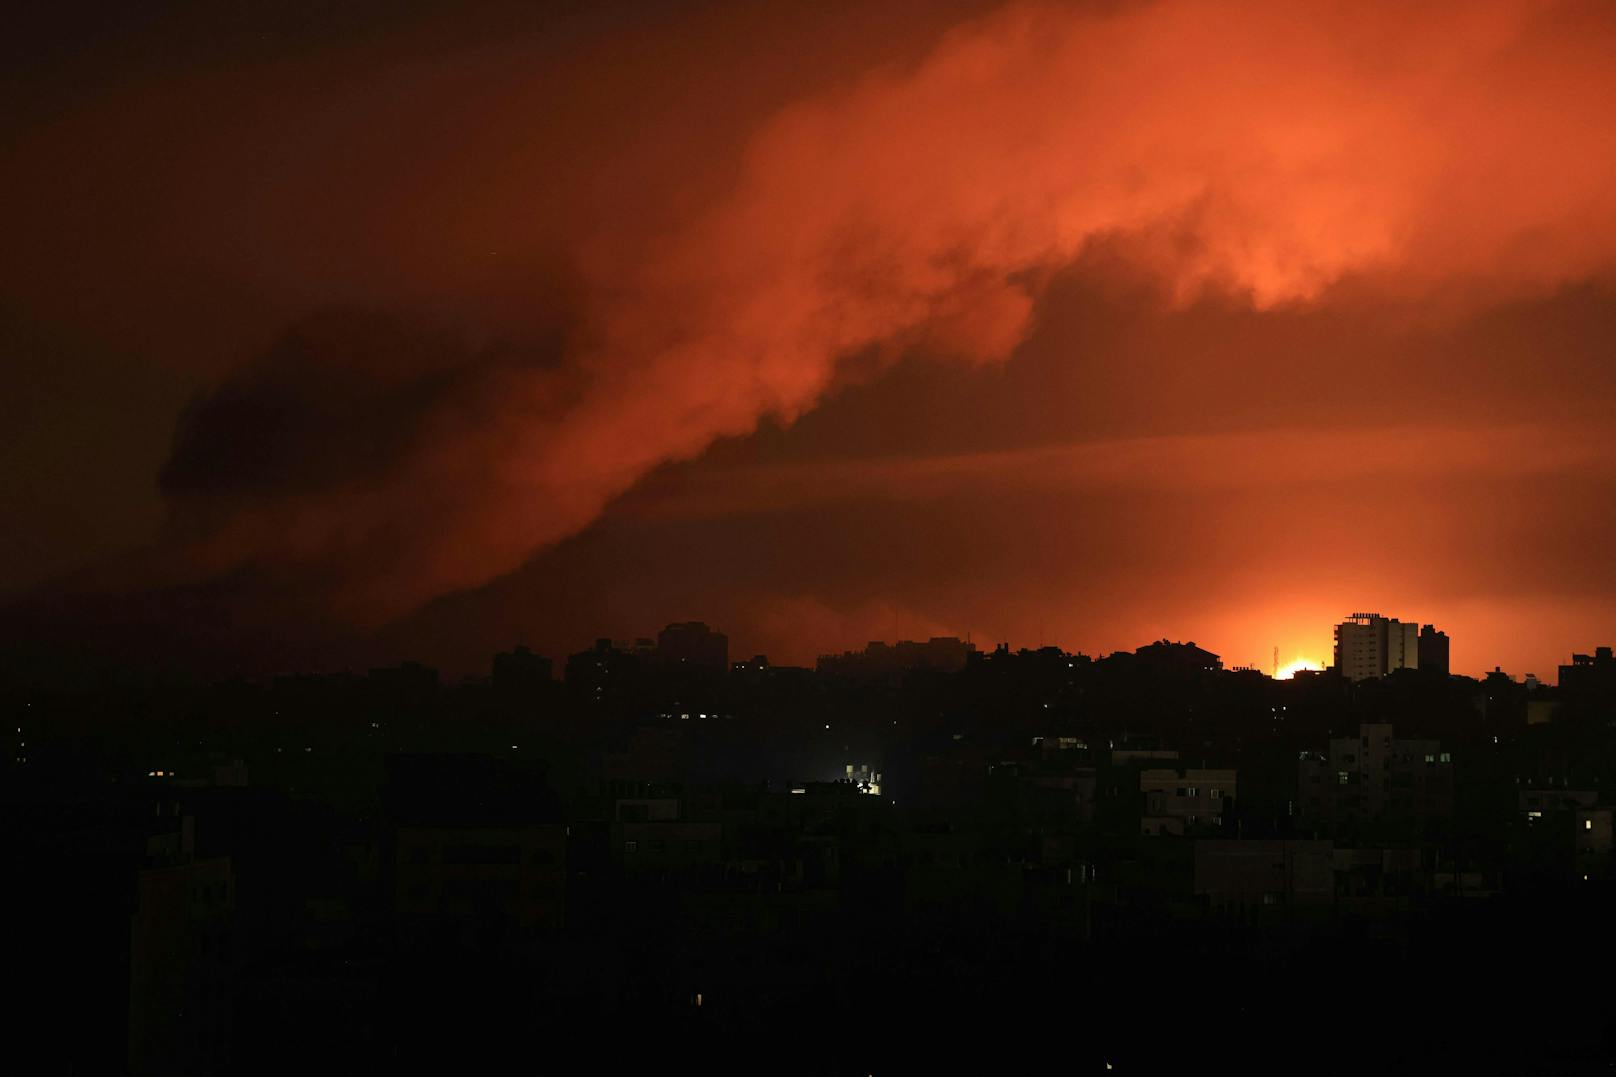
[1333, 613, 1440, 681]
[1418, 625, 1450, 676]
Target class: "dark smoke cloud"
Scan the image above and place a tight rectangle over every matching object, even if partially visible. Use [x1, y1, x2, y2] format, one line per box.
[153, 309, 584, 620]
[130, 0, 1616, 628]
[10, 0, 1616, 676]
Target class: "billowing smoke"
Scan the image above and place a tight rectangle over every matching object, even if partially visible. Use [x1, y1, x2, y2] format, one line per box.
[157, 0, 1616, 622]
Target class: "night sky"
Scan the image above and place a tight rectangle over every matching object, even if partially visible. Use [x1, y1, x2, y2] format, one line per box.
[7, 0, 1616, 678]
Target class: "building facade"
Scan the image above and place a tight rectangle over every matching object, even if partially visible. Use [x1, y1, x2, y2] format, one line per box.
[1333, 613, 1432, 681]
[1298, 723, 1454, 837]
[1418, 625, 1450, 676]
[1139, 767, 1237, 836]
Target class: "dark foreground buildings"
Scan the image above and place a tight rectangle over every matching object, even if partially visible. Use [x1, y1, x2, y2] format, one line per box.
[8, 629, 1616, 1072]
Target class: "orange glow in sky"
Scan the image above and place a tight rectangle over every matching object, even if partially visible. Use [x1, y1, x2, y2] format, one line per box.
[8, 0, 1616, 677]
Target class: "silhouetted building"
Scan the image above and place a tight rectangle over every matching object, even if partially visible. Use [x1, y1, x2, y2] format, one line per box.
[1298, 723, 1453, 836]
[1527, 697, 1561, 726]
[368, 660, 440, 698]
[1577, 808, 1614, 881]
[1518, 789, 1612, 882]
[1121, 838, 1333, 922]
[1483, 666, 1528, 727]
[1559, 646, 1616, 693]
[12, 787, 235, 1076]
[1333, 613, 1420, 681]
[1418, 624, 1450, 676]
[1193, 839, 1334, 917]
[1140, 767, 1235, 835]
[1331, 846, 1430, 917]
[1132, 639, 1222, 675]
[1110, 739, 1180, 765]
[491, 645, 552, 694]
[385, 755, 567, 955]
[656, 621, 729, 673]
[731, 653, 770, 678]
[1519, 787, 1598, 818]
[817, 637, 977, 678]
[128, 853, 235, 1075]
[613, 794, 722, 873]
[566, 638, 642, 704]
[604, 724, 690, 782]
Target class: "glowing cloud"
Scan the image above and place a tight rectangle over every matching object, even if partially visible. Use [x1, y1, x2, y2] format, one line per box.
[153, 0, 1616, 622]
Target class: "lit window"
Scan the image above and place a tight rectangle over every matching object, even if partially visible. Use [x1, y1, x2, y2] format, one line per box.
[1586, 820, 1594, 831]
[1210, 789, 1222, 799]
[624, 841, 638, 854]
[1439, 752, 1451, 763]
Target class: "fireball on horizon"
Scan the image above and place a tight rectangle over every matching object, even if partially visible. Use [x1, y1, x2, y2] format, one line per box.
[1275, 658, 1323, 680]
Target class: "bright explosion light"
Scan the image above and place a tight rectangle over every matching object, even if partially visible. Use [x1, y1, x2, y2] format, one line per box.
[1275, 658, 1322, 680]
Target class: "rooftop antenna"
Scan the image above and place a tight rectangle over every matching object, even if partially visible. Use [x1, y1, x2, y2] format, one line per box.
[1273, 646, 1279, 677]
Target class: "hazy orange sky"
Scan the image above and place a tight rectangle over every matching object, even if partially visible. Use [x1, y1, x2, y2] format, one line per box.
[6, 0, 1616, 678]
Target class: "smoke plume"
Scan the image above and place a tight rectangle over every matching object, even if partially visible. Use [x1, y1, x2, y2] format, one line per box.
[157, 0, 1616, 622]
